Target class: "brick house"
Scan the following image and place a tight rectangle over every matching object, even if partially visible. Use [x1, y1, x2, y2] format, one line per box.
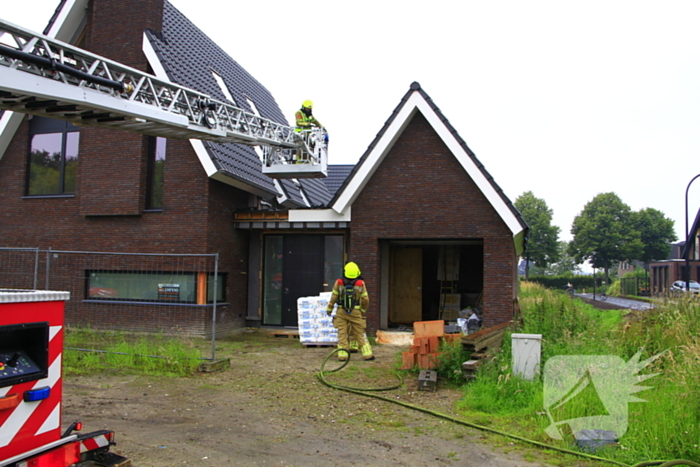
[649, 210, 700, 294]
[0, 0, 527, 336]
[308, 82, 527, 329]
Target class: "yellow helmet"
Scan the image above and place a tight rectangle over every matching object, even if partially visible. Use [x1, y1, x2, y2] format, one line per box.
[344, 262, 361, 279]
[302, 100, 313, 109]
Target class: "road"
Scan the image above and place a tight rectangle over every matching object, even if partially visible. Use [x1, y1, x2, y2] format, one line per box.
[575, 293, 654, 311]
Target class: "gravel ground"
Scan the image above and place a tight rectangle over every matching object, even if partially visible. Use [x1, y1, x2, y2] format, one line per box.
[62, 332, 609, 467]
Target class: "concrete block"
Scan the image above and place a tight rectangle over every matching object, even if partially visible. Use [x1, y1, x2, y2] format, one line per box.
[198, 358, 230, 373]
[418, 369, 438, 391]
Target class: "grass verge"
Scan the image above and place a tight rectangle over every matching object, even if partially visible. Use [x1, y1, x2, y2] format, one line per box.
[64, 328, 201, 376]
[450, 282, 700, 464]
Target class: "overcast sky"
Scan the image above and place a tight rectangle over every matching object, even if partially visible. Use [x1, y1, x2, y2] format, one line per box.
[4, 1, 700, 245]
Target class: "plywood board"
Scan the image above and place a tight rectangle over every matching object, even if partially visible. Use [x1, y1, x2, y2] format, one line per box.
[390, 247, 422, 323]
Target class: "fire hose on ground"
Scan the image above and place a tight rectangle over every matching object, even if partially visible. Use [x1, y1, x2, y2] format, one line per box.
[317, 348, 699, 467]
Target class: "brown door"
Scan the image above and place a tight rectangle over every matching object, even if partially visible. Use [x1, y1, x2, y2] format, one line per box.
[390, 247, 422, 324]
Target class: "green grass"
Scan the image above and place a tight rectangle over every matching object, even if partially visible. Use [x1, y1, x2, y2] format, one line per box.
[452, 282, 700, 464]
[64, 328, 201, 376]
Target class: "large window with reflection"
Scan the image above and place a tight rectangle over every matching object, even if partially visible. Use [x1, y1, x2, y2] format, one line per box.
[86, 270, 225, 304]
[26, 117, 79, 196]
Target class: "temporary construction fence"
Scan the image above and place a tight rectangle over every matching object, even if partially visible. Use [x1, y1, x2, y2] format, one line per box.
[0, 247, 224, 360]
[0, 247, 40, 290]
[619, 276, 651, 297]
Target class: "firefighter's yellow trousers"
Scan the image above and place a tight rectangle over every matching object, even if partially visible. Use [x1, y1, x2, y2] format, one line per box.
[334, 308, 373, 361]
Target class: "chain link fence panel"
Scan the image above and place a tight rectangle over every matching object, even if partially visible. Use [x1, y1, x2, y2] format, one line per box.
[1, 248, 223, 361]
[0, 247, 40, 290]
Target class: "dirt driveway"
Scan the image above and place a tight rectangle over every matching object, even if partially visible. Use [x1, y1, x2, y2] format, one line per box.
[62, 332, 606, 467]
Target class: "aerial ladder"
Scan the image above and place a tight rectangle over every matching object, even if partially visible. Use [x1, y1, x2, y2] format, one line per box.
[0, 18, 328, 179]
[0, 17, 327, 467]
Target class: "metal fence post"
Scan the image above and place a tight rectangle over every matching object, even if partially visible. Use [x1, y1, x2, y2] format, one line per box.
[33, 248, 39, 290]
[210, 253, 219, 361]
[45, 248, 51, 290]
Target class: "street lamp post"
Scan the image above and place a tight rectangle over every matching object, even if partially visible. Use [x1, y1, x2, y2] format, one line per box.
[593, 267, 596, 300]
[684, 174, 700, 293]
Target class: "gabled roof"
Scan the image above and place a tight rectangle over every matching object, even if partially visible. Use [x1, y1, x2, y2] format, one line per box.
[330, 82, 529, 254]
[681, 208, 700, 259]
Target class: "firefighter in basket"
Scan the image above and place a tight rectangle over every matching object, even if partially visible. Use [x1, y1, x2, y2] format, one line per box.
[326, 262, 375, 362]
[294, 100, 324, 164]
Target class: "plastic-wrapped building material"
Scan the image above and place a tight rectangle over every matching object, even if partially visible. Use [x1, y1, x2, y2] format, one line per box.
[297, 292, 338, 344]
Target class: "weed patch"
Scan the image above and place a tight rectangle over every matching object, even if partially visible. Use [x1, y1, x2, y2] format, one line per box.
[454, 282, 700, 463]
[64, 328, 200, 376]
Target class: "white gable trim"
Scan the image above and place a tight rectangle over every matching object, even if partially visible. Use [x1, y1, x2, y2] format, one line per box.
[331, 90, 524, 238]
[273, 179, 288, 205]
[0, 112, 23, 162]
[289, 207, 351, 223]
[296, 181, 311, 207]
[45, 0, 90, 43]
[188, 139, 218, 177]
[142, 33, 169, 80]
[188, 139, 274, 198]
[1, 0, 88, 161]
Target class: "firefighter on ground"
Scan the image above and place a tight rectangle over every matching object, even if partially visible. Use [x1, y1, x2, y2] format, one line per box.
[326, 262, 374, 361]
[293, 100, 323, 163]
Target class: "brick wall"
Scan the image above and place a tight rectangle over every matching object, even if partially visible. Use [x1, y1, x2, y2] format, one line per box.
[349, 112, 517, 330]
[78, 128, 147, 216]
[0, 0, 250, 336]
[84, 0, 164, 70]
[0, 119, 249, 335]
[78, 0, 163, 216]
[206, 179, 252, 331]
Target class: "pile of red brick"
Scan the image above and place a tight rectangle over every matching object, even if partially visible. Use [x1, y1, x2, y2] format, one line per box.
[400, 320, 461, 370]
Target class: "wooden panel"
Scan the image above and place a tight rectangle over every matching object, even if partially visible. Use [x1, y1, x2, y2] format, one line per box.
[390, 247, 422, 324]
[413, 320, 445, 338]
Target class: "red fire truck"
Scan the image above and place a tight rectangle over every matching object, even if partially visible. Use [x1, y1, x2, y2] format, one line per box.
[0, 290, 129, 467]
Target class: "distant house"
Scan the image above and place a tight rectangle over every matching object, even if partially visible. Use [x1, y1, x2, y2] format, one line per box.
[0, 0, 528, 335]
[616, 260, 646, 278]
[649, 211, 700, 294]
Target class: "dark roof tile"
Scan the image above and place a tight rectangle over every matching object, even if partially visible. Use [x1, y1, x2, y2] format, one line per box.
[278, 179, 306, 207]
[145, 1, 331, 202]
[42, 0, 68, 35]
[323, 165, 354, 197]
[300, 178, 333, 207]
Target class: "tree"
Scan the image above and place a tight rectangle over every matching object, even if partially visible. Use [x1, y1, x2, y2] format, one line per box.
[631, 208, 677, 263]
[514, 191, 561, 278]
[546, 241, 582, 275]
[568, 192, 643, 284]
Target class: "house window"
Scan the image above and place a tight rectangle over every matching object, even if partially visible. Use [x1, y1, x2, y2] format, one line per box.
[26, 117, 79, 196]
[146, 136, 166, 210]
[86, 270, 225, 304]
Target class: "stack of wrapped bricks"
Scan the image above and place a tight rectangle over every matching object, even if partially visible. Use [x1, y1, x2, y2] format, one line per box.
[297, 292, 338, 345]
[401, 320, 461, 370]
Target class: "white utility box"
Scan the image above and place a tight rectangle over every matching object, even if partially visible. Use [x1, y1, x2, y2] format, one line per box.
[511, 333, 542, 381]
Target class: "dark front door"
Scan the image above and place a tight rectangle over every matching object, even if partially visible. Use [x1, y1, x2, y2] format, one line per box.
[281, 235, 324, 326]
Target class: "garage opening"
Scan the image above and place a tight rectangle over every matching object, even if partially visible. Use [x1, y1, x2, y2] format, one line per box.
[386, 240, 483, 327]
